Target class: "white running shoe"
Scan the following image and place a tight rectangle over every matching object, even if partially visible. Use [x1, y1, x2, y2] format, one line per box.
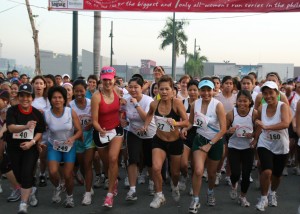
[124, 176, 130, 188]
[225, 176, 232, 186]
[93, 175, 102, 188]
[64, 195, 75, 208]
[230, 186, 238, 200]
[150, 193, 166, 208]
[215, 173, 221, 186]
[268, 192, 278, 207]
[52, 185, 62, 203]
[238, 196, 250, 207]
[206, 191, 216, 206]
[256, 197, 268, 211]
[29, 187, 38, 207]
[282, 167, 288, 176]
[189, 198, 201, 213]
[178, 175, 187, 191]
[82, 192, 92, 205]
[18, 202, 28, 214]
[202, 168, 208, 179]
[189, 187, 193, 196]
[137, 173, 145, 184]
[126, 190, 137, 201]
[171, 185, 180, 202]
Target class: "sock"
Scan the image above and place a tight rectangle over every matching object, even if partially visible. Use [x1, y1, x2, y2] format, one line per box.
[207, 189, 214, 194]
[67, 194, 73, 198]
[85, 192, 91, 196]
[261, 195, 268, 201]
[130, 186, 136, 193]
[107, 192, 113, 198]
[156, 192, 163, 197]
[270, 190, 276, 195]
[193, 196, 199, 203]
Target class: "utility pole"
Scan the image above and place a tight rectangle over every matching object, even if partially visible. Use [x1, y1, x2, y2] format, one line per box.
[171, 12, 176, 80]
[94, 11, 101, 76]
[72, 11, 78, 80]
[25, 0, 41, 75]
[194, 38, 200, 59]
[109, 21, 114, 67]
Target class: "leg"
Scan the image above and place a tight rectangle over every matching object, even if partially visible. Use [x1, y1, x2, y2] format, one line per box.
[170, 155, 181, 186]
[228, 148, 241, 188]
[240, 149, 254, 196]
[83, 148, 94, 192]
[152, 148, 166, 193]
[192, 150, 207, 196]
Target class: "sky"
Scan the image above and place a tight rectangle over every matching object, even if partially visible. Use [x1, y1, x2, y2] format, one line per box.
[1, 0, 300, 69]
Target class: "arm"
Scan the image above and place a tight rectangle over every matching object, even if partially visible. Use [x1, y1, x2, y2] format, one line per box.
[296, 101, 300, 137]
[8, 121, 37, 133]
[91, 91, 105, 133]
[69, 109, 83, 143]
[254, 93, 262, 110]
[210, 102, 227, 144]
[143, 101, 156, 130]
[172, 98, 188, 128]
[226, 110, 235, 134]
[131, 98, 147, 121]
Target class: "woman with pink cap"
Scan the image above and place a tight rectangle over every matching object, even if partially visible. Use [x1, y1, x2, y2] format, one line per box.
[91, 66, 124, 208]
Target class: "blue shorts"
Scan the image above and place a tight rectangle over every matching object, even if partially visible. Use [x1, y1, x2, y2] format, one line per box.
[47, 142, 76, 163]
[76, 130, 95, 153]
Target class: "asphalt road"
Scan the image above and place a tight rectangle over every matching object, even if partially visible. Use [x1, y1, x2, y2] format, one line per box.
[0, 166, 300, 214]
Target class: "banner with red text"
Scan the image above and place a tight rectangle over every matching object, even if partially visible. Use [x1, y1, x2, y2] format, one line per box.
[49, 0, 300, 12]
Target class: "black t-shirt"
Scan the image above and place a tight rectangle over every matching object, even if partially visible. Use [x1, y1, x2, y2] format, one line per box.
[6, 105, 46, 151]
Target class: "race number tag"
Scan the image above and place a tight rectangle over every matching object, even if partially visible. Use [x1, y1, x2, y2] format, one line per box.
[79, 114, 92, 129]
[235, 126, 253, 138]
[155, 117, 172, 132]
[99, 129, 117, 144]
[13, 126, 34, 140]
[131, 124, 147, 137]
[193, 113, 208, 130]
[267, 131, 281, 141]
[53, 140, 72, 153]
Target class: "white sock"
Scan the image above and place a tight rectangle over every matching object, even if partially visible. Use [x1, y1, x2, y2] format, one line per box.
[130, 186, 136, 192]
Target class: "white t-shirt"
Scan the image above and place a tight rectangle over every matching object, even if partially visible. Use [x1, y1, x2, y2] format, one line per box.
[124, 95, 156, 139]
[69, 98, 92, 130]
[32, 97, 51, 112]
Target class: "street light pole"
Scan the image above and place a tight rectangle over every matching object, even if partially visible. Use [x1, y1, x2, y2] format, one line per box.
[194, 38, 201, 59]
[171, 12, 176, 80]
[109, 21, 113, 67]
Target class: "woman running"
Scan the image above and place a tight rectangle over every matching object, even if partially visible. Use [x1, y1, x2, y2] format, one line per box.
[45, 86, 82, 208]
[254, 81, 291, 211]
[183, 77, 226, 213]
[143, 75, 188, 208]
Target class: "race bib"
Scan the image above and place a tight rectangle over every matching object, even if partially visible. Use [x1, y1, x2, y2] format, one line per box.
[155, 117, 173, 132]
[99, 129, 117, 144]
[131, 124, 148, 138]
[53, 140, 72, 153]
[79, 115, 92, 129]
[267, 131, 281, 141]
[194, 113, 208, 130]
[235, 126, 253, 138]
[13, 126, 34, 140]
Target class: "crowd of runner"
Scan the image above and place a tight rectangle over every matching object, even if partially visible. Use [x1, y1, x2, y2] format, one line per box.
[0, 67, 299, 214]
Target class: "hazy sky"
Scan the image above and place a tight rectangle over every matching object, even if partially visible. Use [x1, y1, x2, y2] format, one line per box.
[1, 0, 300, 69]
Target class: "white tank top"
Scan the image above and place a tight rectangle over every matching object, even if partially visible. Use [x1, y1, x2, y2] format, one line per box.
[258, 102, 289, 154]
[125, 95, 156, 139]
[69, 98, 92, 130]
[194, 98, 221, 140]
[228, 107, 254, 150]
[44, 107, 74, 144]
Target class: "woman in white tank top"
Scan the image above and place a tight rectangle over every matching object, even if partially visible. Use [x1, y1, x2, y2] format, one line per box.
[226, 90, 258, 207]
[254, 81, 291, 211]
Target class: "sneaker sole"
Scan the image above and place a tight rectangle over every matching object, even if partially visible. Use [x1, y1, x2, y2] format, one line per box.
[103, 204, 112, 208]
[189, 204, 200, 213]
[126, 197, 138, 201]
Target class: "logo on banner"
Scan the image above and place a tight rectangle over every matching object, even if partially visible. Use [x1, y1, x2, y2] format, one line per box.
[68, 0, 84, 9]
[50, 0, 67, 8]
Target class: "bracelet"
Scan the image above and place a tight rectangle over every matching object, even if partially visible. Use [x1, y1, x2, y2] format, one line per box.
[173, 120, 177, 126]
[208, 141, 214, 145]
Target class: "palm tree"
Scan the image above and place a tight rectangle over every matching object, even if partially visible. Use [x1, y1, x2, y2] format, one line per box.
[185, 52, 208, 78]
[158, 17, 188, 78]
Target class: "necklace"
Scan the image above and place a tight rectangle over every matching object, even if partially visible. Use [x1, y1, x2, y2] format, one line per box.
[101, 91, 113, 98]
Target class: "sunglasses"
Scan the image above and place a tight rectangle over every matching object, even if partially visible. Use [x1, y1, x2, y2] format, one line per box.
[101, 69, 115, 74]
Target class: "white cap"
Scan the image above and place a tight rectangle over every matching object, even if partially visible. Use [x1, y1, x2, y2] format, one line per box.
[62, 74, 70, 79]
[261, 81, 278, 92]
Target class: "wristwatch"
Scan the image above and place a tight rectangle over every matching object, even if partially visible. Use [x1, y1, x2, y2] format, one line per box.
[209, 141, 214, 145]
[134, 103, 140, 108]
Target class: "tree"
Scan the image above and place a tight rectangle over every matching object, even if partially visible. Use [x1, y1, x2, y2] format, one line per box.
[185, 51, 208, 78]
[158, 17, 188, 78]
[25, 0, 41, 75]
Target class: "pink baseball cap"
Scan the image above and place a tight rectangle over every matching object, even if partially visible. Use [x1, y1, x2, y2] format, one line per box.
[100, 66, 116, 80]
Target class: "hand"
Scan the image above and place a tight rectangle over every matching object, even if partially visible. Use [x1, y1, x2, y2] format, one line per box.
[167, 118, 176, 126]
[255, 119, 266, 130]
[38, 109, 44, 114]
[26, 120, 37, 130]
[84, 123, 93, 131]
[120, 119, 128, 128]
[37, 143, 46, 153]
[99, 128, 107, 137]
[249, 139, 257, 149]
[244, 132, 253, 139]
[119, 98, 127, 105]
[227, 127, 236, 134]
[199, 143, 212, 153]
[65, 138, 74, 146]
[180, 128, 188, 140]
[130, 98, 137, 105]
[20, 141, 34, 150]
[141, 126, 148, 133]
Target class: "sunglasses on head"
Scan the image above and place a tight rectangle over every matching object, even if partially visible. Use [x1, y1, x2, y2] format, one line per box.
[101, 69, 115, 74]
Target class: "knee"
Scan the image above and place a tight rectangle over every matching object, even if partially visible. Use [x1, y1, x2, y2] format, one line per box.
[194, 168, 203, 177]
[108, 155, 118, 166]
[152, 164, 162, 175]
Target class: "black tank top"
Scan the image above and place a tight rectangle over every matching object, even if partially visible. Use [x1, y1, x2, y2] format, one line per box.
[155, 99, 180, 121]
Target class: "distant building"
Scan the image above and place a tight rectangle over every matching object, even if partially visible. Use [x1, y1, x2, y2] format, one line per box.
[0, 57, 16, 73]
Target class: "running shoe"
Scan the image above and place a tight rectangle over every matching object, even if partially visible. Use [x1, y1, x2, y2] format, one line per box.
[126, 190, 137, 201]
[103, 195, 113, 208]
[189, 198, 201, 213]
[29, 187, 38, 207]
[38, 175, 47, 187]
[178, 175, 187, 191]
[52, 185, 62, 203]
[150, 193, 166, 208]
[256, 197, 268, 211]
[18, 202, 28, 214]
[7, 188, 21, 202]
[124, 176, 129, 188]
[215, 173, 221, 186]
[148, 180, 155, 196]
[268, 192, 278, 207]
[93, 175, 102, 188]
[137, 173, 145, 184]
[64, 195, 75, 208]
[238, 196, 250, 207]
[82, 192, 92, 205]
[206, 191, 216, 206]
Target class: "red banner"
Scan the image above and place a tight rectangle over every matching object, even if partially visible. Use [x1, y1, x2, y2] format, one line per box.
[49, 0, 300, 12]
